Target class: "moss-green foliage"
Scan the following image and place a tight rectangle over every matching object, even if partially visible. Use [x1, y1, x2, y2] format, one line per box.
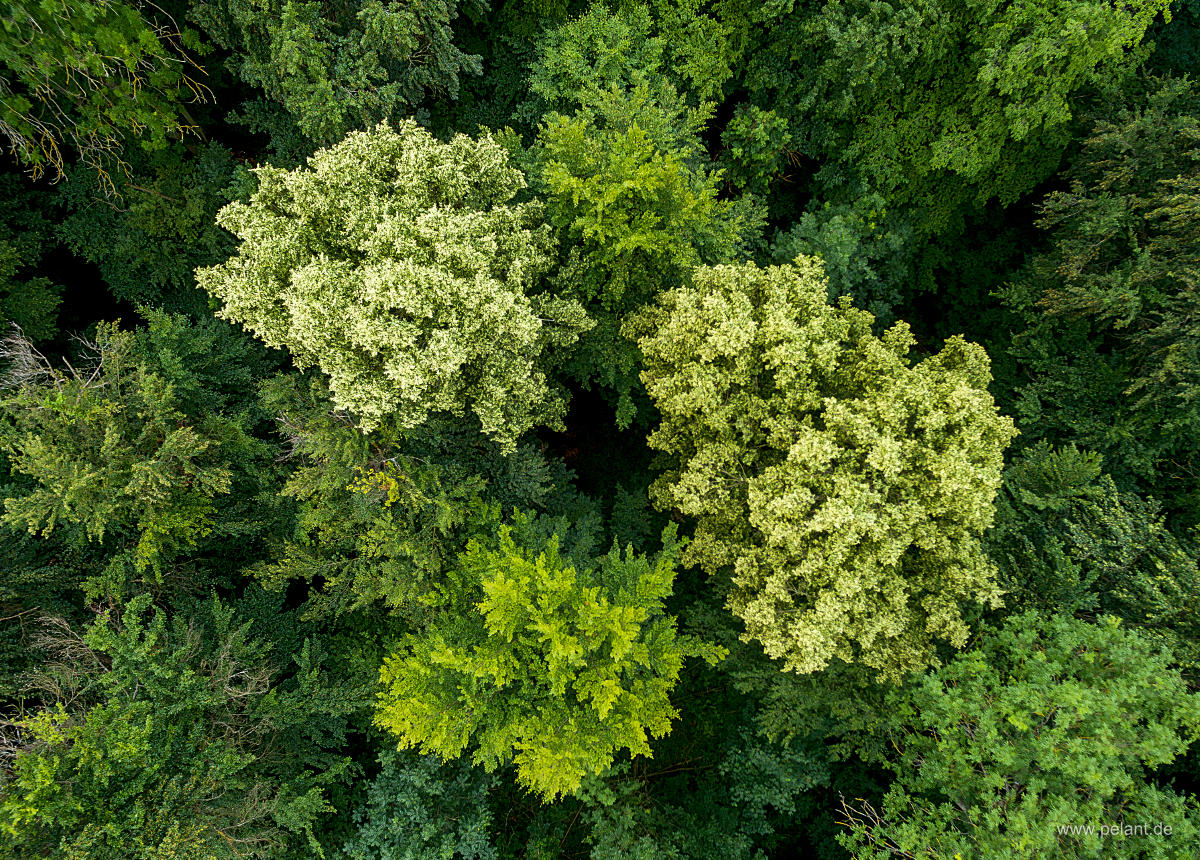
[770, 191, 913, 323]
[719, 105, 790, 196]
[1147, 0, 1200, 76]
[988, 442, 1200, 661]
[423, 0, 574, 139]
[530, 99, 750, 420]
[342, 749, 497, 860]
[0, 312, 276, 598]
[522, 2, 674, 120]
[523, 1, 737, 117]
[250, 368, 601, 635]
[750, 0, 1171, 232]
[633, 258, 1016, 680]
[0, 594, 354, 859]
[375, 510, 724, 800]
[198, 121, 590, 449]
[580, 732, 829, 859]
[0, 0, 208, 187]
[189, 0, 482, 146]
[1001, 75, 1200, 524]
[57, 142, 252, 312]
[253, 374, 484, 622]
[840, 612, 1200, 859]
[634, 0, 743, 104]
[0, 175, 61, 341]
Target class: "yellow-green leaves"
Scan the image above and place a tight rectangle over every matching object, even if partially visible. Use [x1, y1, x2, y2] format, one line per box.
[632, 258, 1016, 681]
[199, 121, 591, 451]
[374, 514, 724, 800]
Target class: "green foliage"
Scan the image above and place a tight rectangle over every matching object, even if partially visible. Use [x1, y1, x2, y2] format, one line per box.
[522, 2, 672, 120]
[253, 369, 601, 629]
[749, 0, 1170, 232]
[342, 749, 496, 860]
[632, 0, 742, 104]
[4, 0, 1200, 853]
[399, 413, 595, 517]
[839, 611, 1200, 858]
[522, 10, 759, 418]
[198, 120, 590, 450]
[988, 442, 1200, 659]
[374, 510, 724, 800]
[531, 91, 735, 305]
[0, 0, 209, 187]
[1001, 75, 1200, 523]
[719, 105, 790, 195]
[733, 650, 895, 768]
[580, 731, 829, 860]
[1148, 0, 1200, 75]
[57, 142, 253, 311]
[421, 0, 570, 139]
[523, 2, 735, 118]
[189, 0, 482, 145]
[254, 374, 483, 621]
[0, 312, 274, 597]
[0, 594, 354, 859]
[0, 531, 77, 704]
[531, 97, 746, 410]
[770, 191, 913, 323]
[631, 258, 1016, 680]
[0, 175, 61, 341]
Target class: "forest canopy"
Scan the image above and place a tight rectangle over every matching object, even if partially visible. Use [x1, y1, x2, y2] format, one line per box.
[1, 0, 1199, 858]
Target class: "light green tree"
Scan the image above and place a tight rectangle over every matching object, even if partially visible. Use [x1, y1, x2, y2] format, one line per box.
[374, 510, 724, 800]
[197, 120, 590, 451]
[630, 258, 1016, 681]
[840, 612, 1200, 859]
[518, 6, 758, 423]
[529, 93, 747, 422]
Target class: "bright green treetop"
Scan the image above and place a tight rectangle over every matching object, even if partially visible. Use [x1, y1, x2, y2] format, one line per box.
[631, 258, 1016, 680]
[197, 120, 590, 450]
[840, 611, 1200, 859]
[374, 511, 724, 800]
[518, 4, 758, 424]
[529, 93, 746, 422]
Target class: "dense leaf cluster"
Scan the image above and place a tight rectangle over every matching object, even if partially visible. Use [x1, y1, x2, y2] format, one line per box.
[1, 1, 1198, 858]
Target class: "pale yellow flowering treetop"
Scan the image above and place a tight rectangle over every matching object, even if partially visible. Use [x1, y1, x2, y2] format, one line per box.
[630, 258, 1017, 680]
[198, 121, 591, 450]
